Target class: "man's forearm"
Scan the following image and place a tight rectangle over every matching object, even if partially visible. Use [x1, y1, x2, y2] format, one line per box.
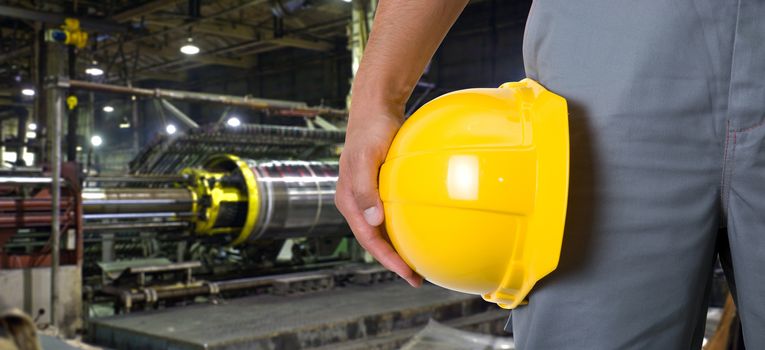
[352, 0, 469, 113]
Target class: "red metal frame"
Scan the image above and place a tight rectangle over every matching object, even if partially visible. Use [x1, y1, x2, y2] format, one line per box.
[0, 162, 83, 269]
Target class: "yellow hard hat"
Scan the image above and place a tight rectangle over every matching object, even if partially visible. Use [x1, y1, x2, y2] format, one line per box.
[379, 78, 569, 309]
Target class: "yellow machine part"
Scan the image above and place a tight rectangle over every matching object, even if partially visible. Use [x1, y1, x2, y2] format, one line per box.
[182, 155, 260, 246]
[379, 78, 569, 309]
[66, 95, 78, 110]
[62, 18, 88, 49]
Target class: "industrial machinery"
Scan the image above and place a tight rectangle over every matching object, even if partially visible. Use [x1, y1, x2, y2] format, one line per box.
[84, 154, 346, 247]
[85, 154, 353, 313]
[0, 123, 358, 320]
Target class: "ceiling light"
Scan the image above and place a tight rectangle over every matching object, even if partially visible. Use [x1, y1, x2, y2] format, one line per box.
[226, 116, 241, 127]
[166, 124, 177, 135]
[26, 131, 36, 139]
[21, 88, 35, 96]
[120, 118, 130, 129]
[103, 105, 114, 113]
[85, 61, 104, 76]
[85, 67, 104, 76]
[343, 0, 351, 2]
[180, 38, 200, 55]
[28, 123, 37, 131]
[90, 135, 103, 147]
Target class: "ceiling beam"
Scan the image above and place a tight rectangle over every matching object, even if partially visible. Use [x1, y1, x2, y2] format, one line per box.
[144, 19, 260, 41]
[105, 41, 255, 69]
[110, 0, 186, 22]
[0, 5, 126, 32]
[143, 19, 334, 51]
[97, 0, 269, 55]
[104, 59, 188, 82]
[135, 71, 187, 82]
[137, 46, 255, 70]
[269, 37, 333, 51]
[177, 54, 259, 72]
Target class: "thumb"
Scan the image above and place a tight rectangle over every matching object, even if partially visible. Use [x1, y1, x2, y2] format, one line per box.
[354, 184, 383, 227]
[350, 153, 385, 227]
[361, 200, 384, 227]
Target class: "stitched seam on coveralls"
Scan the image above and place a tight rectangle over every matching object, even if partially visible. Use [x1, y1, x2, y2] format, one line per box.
[720, 122, 732, 215]
[722, 130, 737, 215]
[730, 131, 738, 204]
[732, 118, 765, 133]
[719, 0, 741, 217]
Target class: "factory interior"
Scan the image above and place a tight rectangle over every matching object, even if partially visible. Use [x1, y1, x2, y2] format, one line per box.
[0, 1, 736, 349]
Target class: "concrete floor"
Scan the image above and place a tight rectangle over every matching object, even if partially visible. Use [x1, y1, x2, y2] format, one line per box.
[89, 281, 506, 350]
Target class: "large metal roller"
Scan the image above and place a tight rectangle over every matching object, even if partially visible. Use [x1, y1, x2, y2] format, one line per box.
[3, 156, 349, 245]
[41, 155, 352, 244]
[248, 159, 346, 241]
[182, 155, 349, 245]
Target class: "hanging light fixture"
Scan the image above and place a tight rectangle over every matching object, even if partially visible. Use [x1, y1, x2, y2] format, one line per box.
[85, 60, 104, 76]
[90, 135, 103, 147]
[180, 37, 200, 55]
[119, 117, 131, 129]
[226, 116, 242, 127]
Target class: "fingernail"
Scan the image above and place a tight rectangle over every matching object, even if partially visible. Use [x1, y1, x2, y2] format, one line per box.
[407, 277, 422, 288]
[363, 206, 381, 226]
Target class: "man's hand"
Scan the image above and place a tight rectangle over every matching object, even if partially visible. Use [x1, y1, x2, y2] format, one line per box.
[334, 0, 468, 288]
[336, 106, 422, 287]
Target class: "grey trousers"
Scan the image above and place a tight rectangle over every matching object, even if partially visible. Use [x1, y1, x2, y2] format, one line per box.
[510, 1, 765, 348]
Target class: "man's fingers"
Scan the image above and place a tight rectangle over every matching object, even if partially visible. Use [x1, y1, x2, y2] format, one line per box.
[362, 205, 384, 228]
[359, 234, 423, 288]
[348, 149, 385, 227]
[336, 185, 422, 287]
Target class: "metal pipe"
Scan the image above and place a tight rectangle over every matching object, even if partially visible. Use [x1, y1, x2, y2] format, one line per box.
[131, 92, 139, 155]
[46, 77, 63, 329]
[160, 99, 199, 129]
[81, 188, 193, 214]
[0, 198, 74, 211]
[0, 176, 55, 184]
[102, 274, 274, 303]
[15, 108, 27, 166]
[84, 221, 189, 232]
[101, 233, 114, 263]
[0, 215, 70, 227]
[60, 80, 347, 118]
[66, 47, 77, 163]
[84, 175, 186, 183]
[83, 212, 193, 220]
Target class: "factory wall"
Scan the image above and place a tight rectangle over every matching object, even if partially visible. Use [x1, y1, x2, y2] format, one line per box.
[435, 0, 530, 87]
[0, 266, 82, 336]
[171, 0, 531, 125]
[412, 0, 531, 111]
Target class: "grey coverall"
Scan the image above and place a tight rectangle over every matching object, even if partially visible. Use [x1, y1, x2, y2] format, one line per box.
[510, 1, 765, 348]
